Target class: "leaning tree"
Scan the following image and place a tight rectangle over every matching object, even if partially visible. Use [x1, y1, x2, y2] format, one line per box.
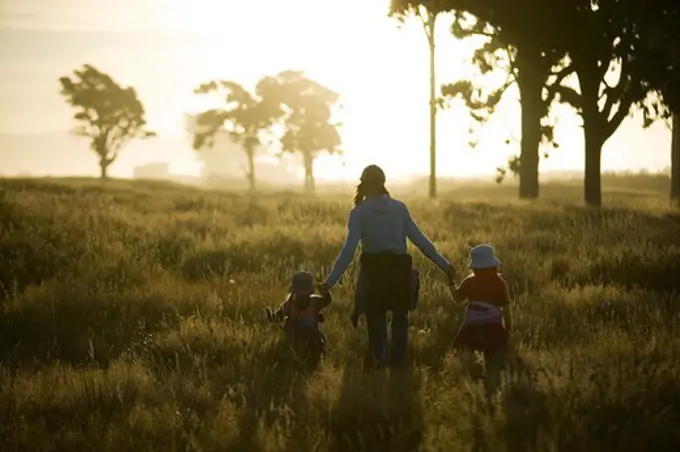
[59, 64, 155, 179]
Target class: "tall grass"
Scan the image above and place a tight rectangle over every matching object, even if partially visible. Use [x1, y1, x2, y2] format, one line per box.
[1, 177, 679, 451]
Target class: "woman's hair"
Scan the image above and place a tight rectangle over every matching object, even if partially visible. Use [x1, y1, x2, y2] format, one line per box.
[353, 165, 389, 206]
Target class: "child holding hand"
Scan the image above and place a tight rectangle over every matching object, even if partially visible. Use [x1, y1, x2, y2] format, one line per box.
[447, 244, 513, 361]
[265, 271, 331, 365]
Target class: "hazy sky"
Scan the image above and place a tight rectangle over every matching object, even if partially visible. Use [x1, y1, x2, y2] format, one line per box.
[0, 0, 672, 180]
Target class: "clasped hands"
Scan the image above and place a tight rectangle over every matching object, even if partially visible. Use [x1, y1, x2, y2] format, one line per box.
[316, 265, 457, 295]
[315, 282, 330, 295]
[446, 264, 458, 286]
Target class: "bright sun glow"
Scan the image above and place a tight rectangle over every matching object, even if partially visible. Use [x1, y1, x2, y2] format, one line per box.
[0, 0, 671, 180]
[149, 0, 503, 181]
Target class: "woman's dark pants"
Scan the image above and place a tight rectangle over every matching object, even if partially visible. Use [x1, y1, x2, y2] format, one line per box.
[366, 308, 409, 367]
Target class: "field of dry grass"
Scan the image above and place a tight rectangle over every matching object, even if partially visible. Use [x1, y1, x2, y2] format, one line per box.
[1, 177, 679, 451]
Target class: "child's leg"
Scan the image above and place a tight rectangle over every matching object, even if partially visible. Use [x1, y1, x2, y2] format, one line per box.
[453, 347, 484, 378]
[451, 324, 486, 377]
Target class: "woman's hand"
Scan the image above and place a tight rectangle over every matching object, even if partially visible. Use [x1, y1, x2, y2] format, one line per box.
[447, 264, 457, 283]
[316, 282, 330, 295]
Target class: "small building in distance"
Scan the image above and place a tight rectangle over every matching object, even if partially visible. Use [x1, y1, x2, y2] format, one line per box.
[133, 162, 170, 180]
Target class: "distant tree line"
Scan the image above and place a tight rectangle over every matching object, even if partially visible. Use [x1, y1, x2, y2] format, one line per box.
[59, 0, 679, 205]
[59, 66, 341, 193]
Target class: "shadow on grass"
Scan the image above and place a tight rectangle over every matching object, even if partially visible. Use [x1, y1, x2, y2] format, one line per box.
[415, 316, 459, 374]
[327, 362, 425, 452]
[497, 349, 552, 452]
[456, 345, 553, 452]
[225, 337, 319, 452]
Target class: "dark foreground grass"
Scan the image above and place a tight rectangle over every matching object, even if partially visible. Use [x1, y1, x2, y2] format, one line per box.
[1, 177, 680, 451]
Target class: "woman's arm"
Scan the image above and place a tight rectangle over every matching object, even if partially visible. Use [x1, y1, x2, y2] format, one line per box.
[322, 208, 362, 289]
[311, 291, 332, 311]
[448, 279, 469, 305]
[405, 207, 452, 273]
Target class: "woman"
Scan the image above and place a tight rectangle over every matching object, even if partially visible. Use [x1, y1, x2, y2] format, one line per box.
[320, 165, 455, 368]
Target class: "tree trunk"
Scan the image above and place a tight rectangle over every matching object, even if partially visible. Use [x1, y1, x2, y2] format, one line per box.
[303, 152, 315, 194]
[427, 16, 437, 200]
[515, 46, 544, 199]
[99, 160, 109, 179]
[584, 129, 604, 207]
[246, 146, 256, 192]
[577, 61, 606, 207]
[671, 113, 680, 201]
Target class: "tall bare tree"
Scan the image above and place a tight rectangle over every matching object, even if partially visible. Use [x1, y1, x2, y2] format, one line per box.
[389, 1, 449, 200]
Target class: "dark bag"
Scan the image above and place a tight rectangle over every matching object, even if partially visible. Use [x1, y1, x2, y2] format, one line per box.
[360, 252, 413, 312]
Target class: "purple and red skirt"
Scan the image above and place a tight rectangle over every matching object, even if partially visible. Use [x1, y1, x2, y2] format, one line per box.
[451, 322, 509, 354]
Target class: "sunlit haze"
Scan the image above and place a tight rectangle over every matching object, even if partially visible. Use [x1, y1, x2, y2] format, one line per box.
[0, 0, 672, 182]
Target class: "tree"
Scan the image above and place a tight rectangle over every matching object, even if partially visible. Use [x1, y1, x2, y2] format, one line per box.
[259, 71, 342, 193]
[673, 115, 680, 201]
[59, 64, 155, 179]
[440, 10, 569, 199]
[541, 0, 653, 206]
[630, 2, 680, 201]
[192, 80, 282, 191]
[389, 1, 450, 200]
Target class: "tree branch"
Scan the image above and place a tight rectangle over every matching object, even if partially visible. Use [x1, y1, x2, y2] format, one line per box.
[601, 56, 628, 121]
[605, 86, 636, 138]
[506, 47, 519, 82]
[552, 86, 582, 111]
[544, 63, 576, 107]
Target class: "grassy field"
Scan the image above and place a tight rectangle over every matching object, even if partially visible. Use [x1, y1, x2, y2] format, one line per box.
[1, 177, 679, 452]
